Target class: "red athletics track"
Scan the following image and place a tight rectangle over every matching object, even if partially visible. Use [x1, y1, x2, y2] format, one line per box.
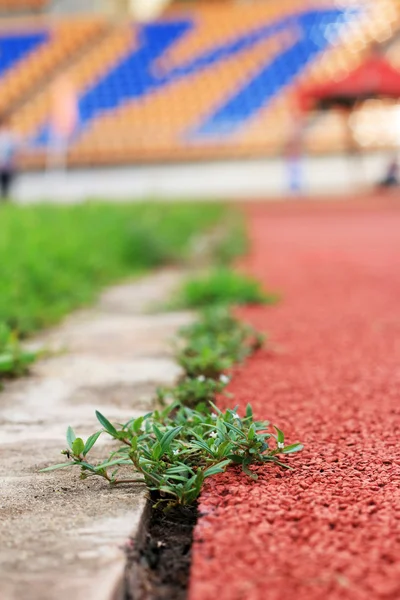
[189, 199, 400, 600]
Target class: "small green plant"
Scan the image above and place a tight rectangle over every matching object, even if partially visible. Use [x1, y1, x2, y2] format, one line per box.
[173, 267, 278, 309]
[41, 404, 303, 509]
[213, 217, 248, 266]
[0, 324, 36, 382]
[176, 306, 265, 379]
[157, 374, 229, 409]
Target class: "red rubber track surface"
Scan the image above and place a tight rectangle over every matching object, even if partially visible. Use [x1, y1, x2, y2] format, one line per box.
[189, 200, 400, 600]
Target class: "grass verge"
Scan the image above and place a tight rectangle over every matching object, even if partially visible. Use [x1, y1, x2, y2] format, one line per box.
[0, 201, 225, 337]
[0, 324, 36, 386]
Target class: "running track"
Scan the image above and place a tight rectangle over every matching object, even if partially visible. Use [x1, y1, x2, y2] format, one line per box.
[189, 200, 400, 600]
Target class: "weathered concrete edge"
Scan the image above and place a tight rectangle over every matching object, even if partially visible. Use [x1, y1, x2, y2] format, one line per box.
[97, 496, 150, 600]
[0, 269, 191, 600]
[111, 501, 152, 600]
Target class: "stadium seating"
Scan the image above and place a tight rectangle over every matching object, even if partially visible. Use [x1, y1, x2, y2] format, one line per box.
[12, 23, 131, 142]
[0, 19, 107, 121]
[0, 0, 399, 167]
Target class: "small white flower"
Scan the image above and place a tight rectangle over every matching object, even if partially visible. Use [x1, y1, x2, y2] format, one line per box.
[278, 442, 285, 450]
[232, 412, 240, 421]
[197, 375, 206, 382]
[219, 374, 230, 385]
[173, 449, 180, 455]
[209, 431, 217, 439]
[211, 413, 218, 420]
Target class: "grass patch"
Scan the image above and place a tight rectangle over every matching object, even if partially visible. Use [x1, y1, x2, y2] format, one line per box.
[213, 215, 248, 266]
[172, 267, 278, 309]
[0, 201, 225, 336]
[175, 305, 265, 378]
[0, 324, 37, 384]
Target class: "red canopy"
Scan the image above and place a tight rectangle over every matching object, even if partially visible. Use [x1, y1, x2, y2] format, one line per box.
[298, 56, 400, 112]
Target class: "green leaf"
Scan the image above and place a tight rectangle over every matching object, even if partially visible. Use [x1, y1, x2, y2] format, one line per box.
[224, 421, 246, 438]
[165, 474, 189, 483]
[132, 416, 144, 434]
[152, 442, 163, 460]
[40, 462, 76, 472]
[262, 456, 294, 469]
[214, 440, 233, 457]
[227, 454, 244, 464]
[248, 423, 256, 441]
[141, 468, 163, 484]
[160, 426, 183, 453]
[0, 354, 14, 372]
[66, 426, 76, 450]
[94, 459, 131, 471]
[83, 431, 102, 456]
[203, 459, 231, 477]
[216, 419, 227, 437]
[282, 443, 304, 454]
[183, 472, 205, 504]
[152, 424, 163, 442]
[79, 461, 98, 472]
[165, 464, 194, 476]
[19, 351, 36, 365]
[159, 486, 179, 498]
[95, 411, 119, 438]
[242, 461, 258, 480]
[208, 401, 222, 415]
[71, 437, 85, 456]
[191, 439, 216, 457]
[161, 402, 179, 420]
[245, 404, 253, 419]
[274, 426, 285, 444]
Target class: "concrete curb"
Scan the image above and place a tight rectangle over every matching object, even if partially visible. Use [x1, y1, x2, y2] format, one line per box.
[0, 269, 192, 600]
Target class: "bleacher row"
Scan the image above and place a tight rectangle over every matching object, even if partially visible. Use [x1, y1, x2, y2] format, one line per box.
[0, 0, 399, 168]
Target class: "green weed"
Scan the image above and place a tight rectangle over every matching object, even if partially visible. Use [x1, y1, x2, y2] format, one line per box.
[41, 403, 303, 509]
[176, 306, 265, 378]
[214, 216, 248, 265]
[42, 307, 303, 508]
[157, 375, 228, 409]
[0, 324, 36, 382]
[173, 267, 278, 309]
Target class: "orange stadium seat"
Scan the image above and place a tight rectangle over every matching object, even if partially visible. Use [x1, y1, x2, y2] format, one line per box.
[1, 0, 399, 167]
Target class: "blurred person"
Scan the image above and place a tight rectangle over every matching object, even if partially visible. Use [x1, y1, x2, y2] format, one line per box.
[286, 135, 303, 194]
[0, 116, 19, 201]
[285, 98, 305, 195]
[377, 154, 399, 189]
[47, 76, 78, 171]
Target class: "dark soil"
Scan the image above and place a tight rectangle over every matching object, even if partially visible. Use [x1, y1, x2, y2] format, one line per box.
[124, 500, 198, 600]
